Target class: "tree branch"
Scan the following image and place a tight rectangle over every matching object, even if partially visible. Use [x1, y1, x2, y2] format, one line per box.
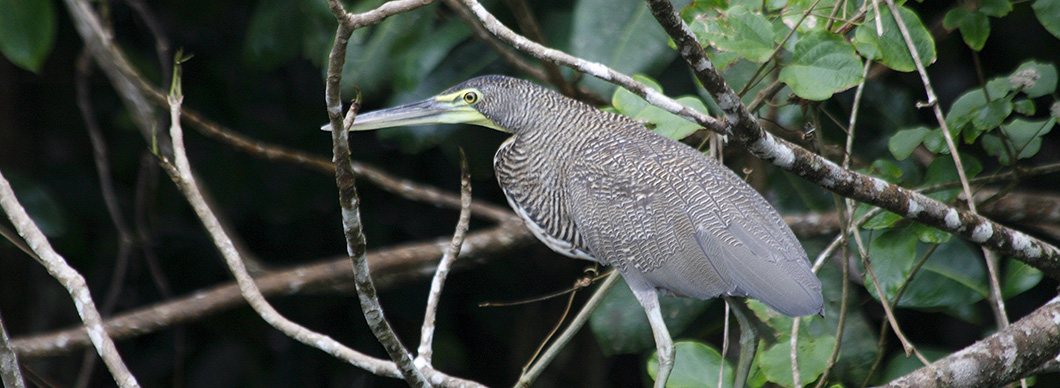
[326, 1, 435, 386]
[882, 296, 1060, 387]
[417, 156, 473, 367]
[0, 171, 141, 388]
[0, 310, 26, 388]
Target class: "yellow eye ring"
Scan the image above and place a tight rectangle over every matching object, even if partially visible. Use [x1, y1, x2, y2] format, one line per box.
[462, 91, 479, 104]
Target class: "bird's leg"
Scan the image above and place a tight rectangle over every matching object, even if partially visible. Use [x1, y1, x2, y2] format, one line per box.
[631, 287, 674, 388]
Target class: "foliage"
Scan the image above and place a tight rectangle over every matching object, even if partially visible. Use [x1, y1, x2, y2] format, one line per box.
[0, 0, 55, 72]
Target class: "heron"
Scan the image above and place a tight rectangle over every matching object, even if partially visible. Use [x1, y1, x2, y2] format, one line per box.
[326, 75, 823, 387]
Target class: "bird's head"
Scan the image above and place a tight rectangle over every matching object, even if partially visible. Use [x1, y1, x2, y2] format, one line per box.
[322, 75, 555, 135]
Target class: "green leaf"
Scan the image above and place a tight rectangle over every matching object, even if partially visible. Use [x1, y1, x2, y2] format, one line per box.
[680, 0, 727, 25]
[778, 30, 864, 100]
[571, 0, 684, 96]
[612, 74, 662, 117]
[889, 126, 930, 160]
[0, 0, 56, 72]
[612, 75, 709, 140]
[393, 21, 471, 90]
[590, 278, 712, 355]
[854, 6, 936, 72]
[1011, 61, 1058, 98]
[870, 159, 904, 182]
[1012, 99, 1036, 115]
[912, 223, 951, 244]
[696, 6, 776, 62]
[905, 240, 990, 308]
[942, 8, 970, 30]
[971, 98, 1012, 132]
[647, 341, 734, 388]
[980, 0, 1013, 17]
[757, 335, 837, 387]
[640, 96, 710, 140]
[1002, 259, 1043, 299]
[958, 11, 990, 51]
[922, 128, 947, 154]
[1033, 0, 1060, 40]
[946, 88, 987, 135]
[922, 153, 982, 202]
[720, 8, 777, 62]
[983, 117, 1057, 164]
[863, 227, 919, 302]
[865, 234, 989, 309]
[854, 202, 903, 229]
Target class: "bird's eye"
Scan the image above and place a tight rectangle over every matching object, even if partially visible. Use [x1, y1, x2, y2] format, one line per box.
[462, 91, 479, 104]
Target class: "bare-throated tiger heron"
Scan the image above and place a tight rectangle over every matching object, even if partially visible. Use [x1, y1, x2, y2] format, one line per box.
[328, 75, 823, 387]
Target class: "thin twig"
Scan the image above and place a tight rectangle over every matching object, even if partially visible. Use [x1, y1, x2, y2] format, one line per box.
[862, 253, 929, 364]
[718, 301, 729, 388]
[0, 310, 26, 388]
[325, 2, 431, 385]
[0, 171, 141, 388]
[515, 271, 621, 388]
[417, 152, 474, 367]
[790, 317, 802, 387]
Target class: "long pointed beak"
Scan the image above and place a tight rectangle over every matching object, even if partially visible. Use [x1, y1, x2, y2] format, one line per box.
[321, 98, 467, 132]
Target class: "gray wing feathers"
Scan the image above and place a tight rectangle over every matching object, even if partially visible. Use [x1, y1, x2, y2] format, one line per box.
[566, 132, 823, 317]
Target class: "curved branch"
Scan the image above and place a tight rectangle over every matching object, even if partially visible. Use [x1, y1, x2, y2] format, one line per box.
[0, 171, 140, 388]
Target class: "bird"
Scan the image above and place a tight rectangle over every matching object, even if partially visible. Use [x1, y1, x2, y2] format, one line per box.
[326, 75, 823, 387]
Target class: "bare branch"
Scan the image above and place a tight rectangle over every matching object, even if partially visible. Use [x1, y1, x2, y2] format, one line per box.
[417, 155, 473, 367]
[0, 310, 26, 388]
[0, 171, 141, 388]
[883, 296, 1060, 387]
[61, 0, 167, 156]
[325, 2, 433, 385]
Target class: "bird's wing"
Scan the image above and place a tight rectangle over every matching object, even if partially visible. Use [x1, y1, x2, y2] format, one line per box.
[566, 135, 822, 316]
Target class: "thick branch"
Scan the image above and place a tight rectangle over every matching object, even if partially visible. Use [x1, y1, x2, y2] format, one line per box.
[882, 296, 1060, 387]
[641, 0, 1060, 278]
